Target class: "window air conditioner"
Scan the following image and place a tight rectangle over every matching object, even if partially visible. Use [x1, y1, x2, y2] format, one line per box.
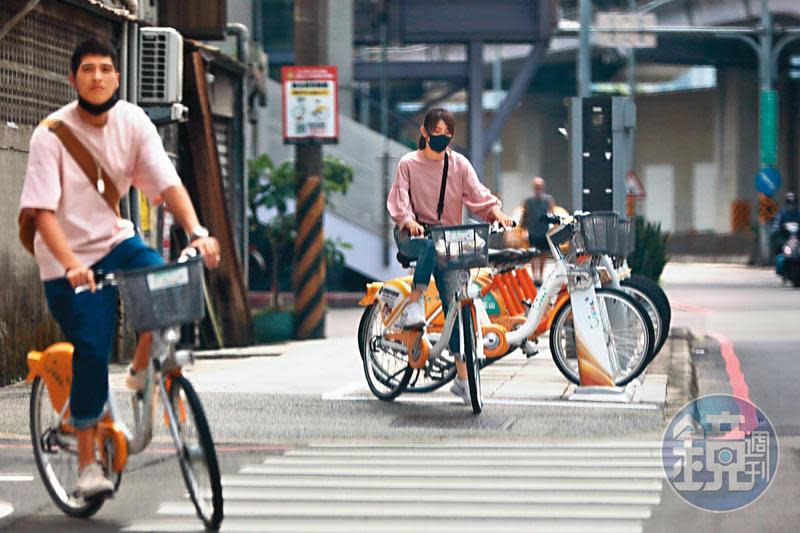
[138, 27, 183, 105]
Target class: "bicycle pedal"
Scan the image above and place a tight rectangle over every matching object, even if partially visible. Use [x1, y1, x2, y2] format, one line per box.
[525, 349, 539, 359]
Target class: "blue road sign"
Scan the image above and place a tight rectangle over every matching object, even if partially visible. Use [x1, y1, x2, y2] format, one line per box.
[756, 166, 781, 197]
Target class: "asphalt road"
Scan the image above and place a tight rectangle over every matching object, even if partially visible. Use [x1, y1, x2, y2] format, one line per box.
[0, 262, 798, 531]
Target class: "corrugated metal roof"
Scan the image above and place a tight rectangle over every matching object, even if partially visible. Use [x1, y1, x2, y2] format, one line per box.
[67, 0, 136, 21]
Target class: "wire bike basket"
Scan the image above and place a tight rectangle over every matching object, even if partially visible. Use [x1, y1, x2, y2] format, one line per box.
[615, 216, 636, 258]
[430, 223, 490, 271]
[578, 211, 620, 256]
[116, 256, 206, 331]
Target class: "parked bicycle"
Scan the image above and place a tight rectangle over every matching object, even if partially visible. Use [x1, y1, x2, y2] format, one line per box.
[360, 213, 656, 410]
[26, 254, 223, 531]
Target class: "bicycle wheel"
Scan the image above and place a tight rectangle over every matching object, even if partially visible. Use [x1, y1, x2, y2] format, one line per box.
[620, 277, 670, 359]
[30, 377, 105, 518]
[462, 307, 483, 414]
[623, 275, 671, 359]
[167, 375, 223, 531]
[405, 353, 457, 393]
[361, 303, 413, 400]
[550, 288, 654, 386]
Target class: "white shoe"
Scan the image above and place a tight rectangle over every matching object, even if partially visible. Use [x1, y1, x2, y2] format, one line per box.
[124, 364, 145, 392]
[75, 463, 114, 499]
[449, 377, 470, 405]
[400, 301, 425, 328]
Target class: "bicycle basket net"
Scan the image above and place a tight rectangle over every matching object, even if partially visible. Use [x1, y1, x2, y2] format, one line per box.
[430, 224, 490, 270]
[116, 257, 206, 331]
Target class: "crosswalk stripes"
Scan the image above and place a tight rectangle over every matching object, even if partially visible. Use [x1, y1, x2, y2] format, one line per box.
[0, 501, 12, 520]
[122, 440, 666, 533]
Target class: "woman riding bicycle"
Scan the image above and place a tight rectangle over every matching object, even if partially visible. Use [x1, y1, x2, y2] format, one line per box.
[387, 107, 513, 403]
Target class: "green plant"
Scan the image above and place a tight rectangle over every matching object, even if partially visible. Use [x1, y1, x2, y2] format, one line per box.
[628, 218, 671, 282]
[248, 154, 354, 308]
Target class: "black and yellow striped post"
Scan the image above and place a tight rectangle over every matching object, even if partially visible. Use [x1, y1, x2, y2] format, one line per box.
[292, 0, 327, 339]
[293, 174, 326, 339]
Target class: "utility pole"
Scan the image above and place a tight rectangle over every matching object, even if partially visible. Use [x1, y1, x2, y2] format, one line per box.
[293, 0, 327, 339]
[379, 2, 391, 267]
[578, 0, 592, 98]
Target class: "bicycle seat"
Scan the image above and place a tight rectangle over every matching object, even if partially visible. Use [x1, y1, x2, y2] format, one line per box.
[396, 252, 416, 268]
[488, 248, 524, 267]
[517, 247, 542, 262]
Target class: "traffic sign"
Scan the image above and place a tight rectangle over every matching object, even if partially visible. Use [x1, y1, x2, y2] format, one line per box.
[625, 170, 646, 198]
[755, 166, 781, 197]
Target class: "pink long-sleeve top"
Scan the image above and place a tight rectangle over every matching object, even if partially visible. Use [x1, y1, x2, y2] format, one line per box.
[387, 149, 501, 228]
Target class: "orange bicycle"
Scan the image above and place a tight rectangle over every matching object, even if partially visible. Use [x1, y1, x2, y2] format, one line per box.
[26, 255, 223, 531]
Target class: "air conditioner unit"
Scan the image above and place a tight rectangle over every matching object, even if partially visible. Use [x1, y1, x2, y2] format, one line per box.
[138, 27, 183, 105]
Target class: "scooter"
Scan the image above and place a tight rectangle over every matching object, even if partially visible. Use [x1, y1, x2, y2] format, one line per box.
[776, 221, 800, 287]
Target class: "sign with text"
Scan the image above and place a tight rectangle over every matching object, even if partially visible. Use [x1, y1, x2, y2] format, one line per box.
[595, 12, 657, 49]
[281, 66, 339, 144]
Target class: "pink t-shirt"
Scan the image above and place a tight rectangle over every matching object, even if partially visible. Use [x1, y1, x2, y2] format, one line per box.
[387, 149, 501, 228]
[19, 101, 181, 280]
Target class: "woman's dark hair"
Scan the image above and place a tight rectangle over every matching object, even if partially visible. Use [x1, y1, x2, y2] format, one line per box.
[71, 37, 118, 75]
[418, 107, 455, 150]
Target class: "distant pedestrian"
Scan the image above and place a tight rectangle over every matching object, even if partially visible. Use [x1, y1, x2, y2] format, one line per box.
[520, 177, 555, 284]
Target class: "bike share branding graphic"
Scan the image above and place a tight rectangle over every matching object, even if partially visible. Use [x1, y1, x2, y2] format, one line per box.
[662, 394, 779, 512]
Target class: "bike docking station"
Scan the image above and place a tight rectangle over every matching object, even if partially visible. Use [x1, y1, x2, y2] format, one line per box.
[564, 263, 643, 403]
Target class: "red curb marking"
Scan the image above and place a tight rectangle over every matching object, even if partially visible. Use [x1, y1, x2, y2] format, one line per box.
[672, 301, 714, 315]
[706, 331, 758, 436]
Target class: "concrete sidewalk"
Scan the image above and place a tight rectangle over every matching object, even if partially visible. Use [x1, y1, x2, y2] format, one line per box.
[185, 308, 675, 409]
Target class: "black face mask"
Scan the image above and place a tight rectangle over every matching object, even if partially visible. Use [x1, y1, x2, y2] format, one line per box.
[78, 93, 119, 116]
[428, 134, 451, 153]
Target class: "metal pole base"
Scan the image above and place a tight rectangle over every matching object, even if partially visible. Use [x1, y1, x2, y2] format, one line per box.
[568, 379, 641, 403]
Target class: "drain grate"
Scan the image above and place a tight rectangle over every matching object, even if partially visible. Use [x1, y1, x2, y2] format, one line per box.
[391, 414, 515, 431]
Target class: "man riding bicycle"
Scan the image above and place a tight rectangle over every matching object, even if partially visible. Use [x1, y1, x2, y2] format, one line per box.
[387, 107, 513, 403]
[18, 38, 220, 499]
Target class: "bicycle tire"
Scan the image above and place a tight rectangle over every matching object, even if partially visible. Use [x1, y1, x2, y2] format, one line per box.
[30, 377, 105, 518]
[462, 308, 483, 414]
[621, 277, 670, 359]
[361, 303, 413, 400]
[550, 288, 655, 386]
[357, 304, 371, 360]
[168, 375, 223, 531]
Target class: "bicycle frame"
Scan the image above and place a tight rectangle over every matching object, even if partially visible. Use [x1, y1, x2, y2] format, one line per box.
[25, 327, 191, 474]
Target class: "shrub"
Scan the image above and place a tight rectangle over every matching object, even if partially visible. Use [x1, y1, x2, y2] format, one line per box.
[628, 218, 670, 282]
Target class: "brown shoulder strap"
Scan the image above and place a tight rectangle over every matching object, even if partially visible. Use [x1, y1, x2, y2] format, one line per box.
[40, 118, 121, 217]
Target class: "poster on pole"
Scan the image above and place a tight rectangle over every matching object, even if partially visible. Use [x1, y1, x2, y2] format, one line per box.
[281, 66, 339, 144]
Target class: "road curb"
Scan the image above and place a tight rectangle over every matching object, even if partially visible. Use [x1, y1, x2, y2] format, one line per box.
[193, 345, 285, 360]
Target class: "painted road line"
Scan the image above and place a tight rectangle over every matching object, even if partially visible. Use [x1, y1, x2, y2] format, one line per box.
[239, 464, 664, 478]
[156, 500, 654, 520]
[217, 486, 661, 505]
[286, 448, 662, 458]
[304, 440, 663, 449]
[0, 501, 12, 519]
[224, 474, 663, 492]
[123, 517, 645, 533]
[0, 475, 34, 482]
[263, 457, 663, 468]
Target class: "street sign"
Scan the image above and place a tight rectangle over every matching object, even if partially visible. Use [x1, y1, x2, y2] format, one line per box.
[281, 66, 339, 144]
[625, 170, 646, 198]
[755, 166, 781, 197]
[595, 12, 657, 49]
[760, 89, 778, 166]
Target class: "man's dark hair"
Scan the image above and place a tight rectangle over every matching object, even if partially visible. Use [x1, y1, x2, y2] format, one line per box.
[70, 37, 118, 75]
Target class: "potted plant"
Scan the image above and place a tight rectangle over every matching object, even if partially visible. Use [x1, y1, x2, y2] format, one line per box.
[248, 154, 354, 342]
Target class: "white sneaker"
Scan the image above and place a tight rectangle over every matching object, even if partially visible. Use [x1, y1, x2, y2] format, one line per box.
[75, 463, 114, 499]
[400, 301, 425, 328]
[124, 364, 145, 392]
[449, 377, 470, 405]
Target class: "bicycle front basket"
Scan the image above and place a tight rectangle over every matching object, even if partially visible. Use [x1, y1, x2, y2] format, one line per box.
[429, 224, 490, 271]
[616, 217, 633, 258]
[578, 211, 619, 256]
[116, 256, 206, 331]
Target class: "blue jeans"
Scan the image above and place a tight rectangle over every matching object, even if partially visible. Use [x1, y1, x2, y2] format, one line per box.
[394, 227, 463, 354]
[44, 236, 164, 429]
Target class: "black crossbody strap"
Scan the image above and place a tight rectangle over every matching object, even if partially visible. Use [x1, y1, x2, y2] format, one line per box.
[436, 153, 449, 223]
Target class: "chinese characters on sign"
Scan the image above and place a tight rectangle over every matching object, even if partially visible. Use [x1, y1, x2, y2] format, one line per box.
[662, 395, 779, 512]
[281, 66, 339, 144]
